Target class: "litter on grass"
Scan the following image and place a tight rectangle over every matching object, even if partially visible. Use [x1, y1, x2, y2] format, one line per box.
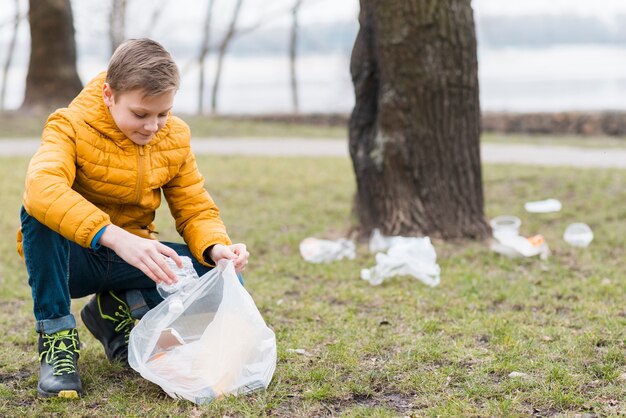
[563, 222, 594, 247]
[524, 198, 562, 213]
[361, 229, 441, 287]
[299, 237, 356, 263]
[490, 218, 550, 259]
[489, 215, 521, 235]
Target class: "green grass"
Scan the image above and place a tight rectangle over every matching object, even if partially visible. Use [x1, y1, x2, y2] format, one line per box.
[1, 155, 625, 416]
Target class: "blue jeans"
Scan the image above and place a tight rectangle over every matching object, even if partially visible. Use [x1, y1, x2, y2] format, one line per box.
[20, 207, 216, 334]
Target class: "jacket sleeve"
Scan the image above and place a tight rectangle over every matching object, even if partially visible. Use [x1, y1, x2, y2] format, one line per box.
[23, 111, 111, 247]
[162, 147, 231, 266]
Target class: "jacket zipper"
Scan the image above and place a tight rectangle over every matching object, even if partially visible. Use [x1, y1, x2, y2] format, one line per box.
[135, 145, 145, 205]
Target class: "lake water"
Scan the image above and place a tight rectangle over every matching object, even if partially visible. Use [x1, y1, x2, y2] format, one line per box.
[3, 44, 626, 114]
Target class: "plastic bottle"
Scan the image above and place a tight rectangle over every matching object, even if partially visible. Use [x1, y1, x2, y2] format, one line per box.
[157, 256, 200, 314]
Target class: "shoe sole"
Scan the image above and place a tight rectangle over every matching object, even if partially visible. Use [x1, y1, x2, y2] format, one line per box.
[37, 388, 80, 399]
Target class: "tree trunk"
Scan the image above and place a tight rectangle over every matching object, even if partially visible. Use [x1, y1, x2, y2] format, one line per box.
[109, 0, 127, 54]
[21, 0, 83, 113]
[349, 0, 490, 240]
[289, 0, 304, 114]
[0, 0, 22, 111]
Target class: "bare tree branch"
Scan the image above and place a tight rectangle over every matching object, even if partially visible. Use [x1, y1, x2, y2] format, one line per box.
[144, 0, 169, 37]
[197, 0, 216, 115]
[210, 0, 244, 114]
[236, 0, 326, 38]
[0, 11, 27, 30]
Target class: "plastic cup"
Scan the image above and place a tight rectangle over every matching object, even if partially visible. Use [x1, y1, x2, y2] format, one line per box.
[563, 223, 593, 247]
[490, 215, 521, 235]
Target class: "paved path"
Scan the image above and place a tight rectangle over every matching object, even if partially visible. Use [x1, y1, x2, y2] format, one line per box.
[1, 138, 625, 168]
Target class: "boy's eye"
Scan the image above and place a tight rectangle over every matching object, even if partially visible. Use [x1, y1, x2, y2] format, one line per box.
[133, 113, 146, 118]
[158, 113, 168, 118]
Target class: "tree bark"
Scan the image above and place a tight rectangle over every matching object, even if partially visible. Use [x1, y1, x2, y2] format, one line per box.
[349, 0, 490, 240]
[21, 0, 83, 113]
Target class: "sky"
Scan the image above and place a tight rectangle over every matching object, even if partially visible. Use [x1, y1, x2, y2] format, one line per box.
[4, 1, 626, 40]
[60, 0, 626, 54]
[472, 0, 626, 23]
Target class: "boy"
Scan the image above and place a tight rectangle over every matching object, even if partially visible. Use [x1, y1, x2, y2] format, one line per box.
[17, 38, 249, 399]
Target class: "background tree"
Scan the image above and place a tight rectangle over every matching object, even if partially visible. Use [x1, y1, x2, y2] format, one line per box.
[289, 0, 304, 114]
[349, 0, 490, 240]
[143, 0, 168, 37]
[0, 0, 22, 111]
[210, 0, 244, 114]
[109, 0, 128, 54]
[197, 0, 216, 115]
[21, 0, 82, 113]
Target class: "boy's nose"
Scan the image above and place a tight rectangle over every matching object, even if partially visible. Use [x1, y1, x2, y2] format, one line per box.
[144, 118, 159, 132]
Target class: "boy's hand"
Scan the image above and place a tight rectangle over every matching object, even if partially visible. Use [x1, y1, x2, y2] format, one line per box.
[99, 224, 183, 285]
[209, 243, 249, 273]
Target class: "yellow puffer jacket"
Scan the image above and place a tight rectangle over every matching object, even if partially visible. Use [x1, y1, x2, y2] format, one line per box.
[18, 72, 231, 266]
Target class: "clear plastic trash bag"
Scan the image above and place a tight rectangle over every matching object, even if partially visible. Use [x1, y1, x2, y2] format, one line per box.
[128, 260, 277, 404]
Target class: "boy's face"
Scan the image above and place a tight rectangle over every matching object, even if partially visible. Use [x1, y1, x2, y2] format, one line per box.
[103, 83, 175, 146]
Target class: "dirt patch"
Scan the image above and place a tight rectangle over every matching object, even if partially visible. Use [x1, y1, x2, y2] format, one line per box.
[349, 392, 419, 414]
[0, 369, 31, 385]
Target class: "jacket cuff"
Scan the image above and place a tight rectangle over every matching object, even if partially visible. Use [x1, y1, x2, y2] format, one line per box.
[203, 245, 216, 266]
[90, 225, 107, 250]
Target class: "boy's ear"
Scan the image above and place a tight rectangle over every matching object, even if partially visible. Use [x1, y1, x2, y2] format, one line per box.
[102, 83, 114, 107]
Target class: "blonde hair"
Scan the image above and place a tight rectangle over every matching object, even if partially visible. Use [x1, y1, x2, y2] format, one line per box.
[106, 38, 180, 97]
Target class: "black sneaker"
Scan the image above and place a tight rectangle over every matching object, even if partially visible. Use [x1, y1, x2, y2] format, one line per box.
[38, 328, 82, 398]
[80, 291, 134, 364]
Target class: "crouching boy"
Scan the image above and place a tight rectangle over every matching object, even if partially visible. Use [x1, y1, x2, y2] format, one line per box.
[17, 38, 249, 398]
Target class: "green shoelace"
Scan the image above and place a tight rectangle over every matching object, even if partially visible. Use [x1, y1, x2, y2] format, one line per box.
[39, 330, 80, 376]
[114, 307, 134, 345]
[99, 292, 134, 344]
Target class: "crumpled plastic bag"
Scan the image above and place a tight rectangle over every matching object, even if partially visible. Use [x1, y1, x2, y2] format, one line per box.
[128, 260, 276, 404]
[361, 229, 441, 287]
[299, 237, 356, 263]
[368, 228, 416, 253]
[490, 229, 550, 259]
